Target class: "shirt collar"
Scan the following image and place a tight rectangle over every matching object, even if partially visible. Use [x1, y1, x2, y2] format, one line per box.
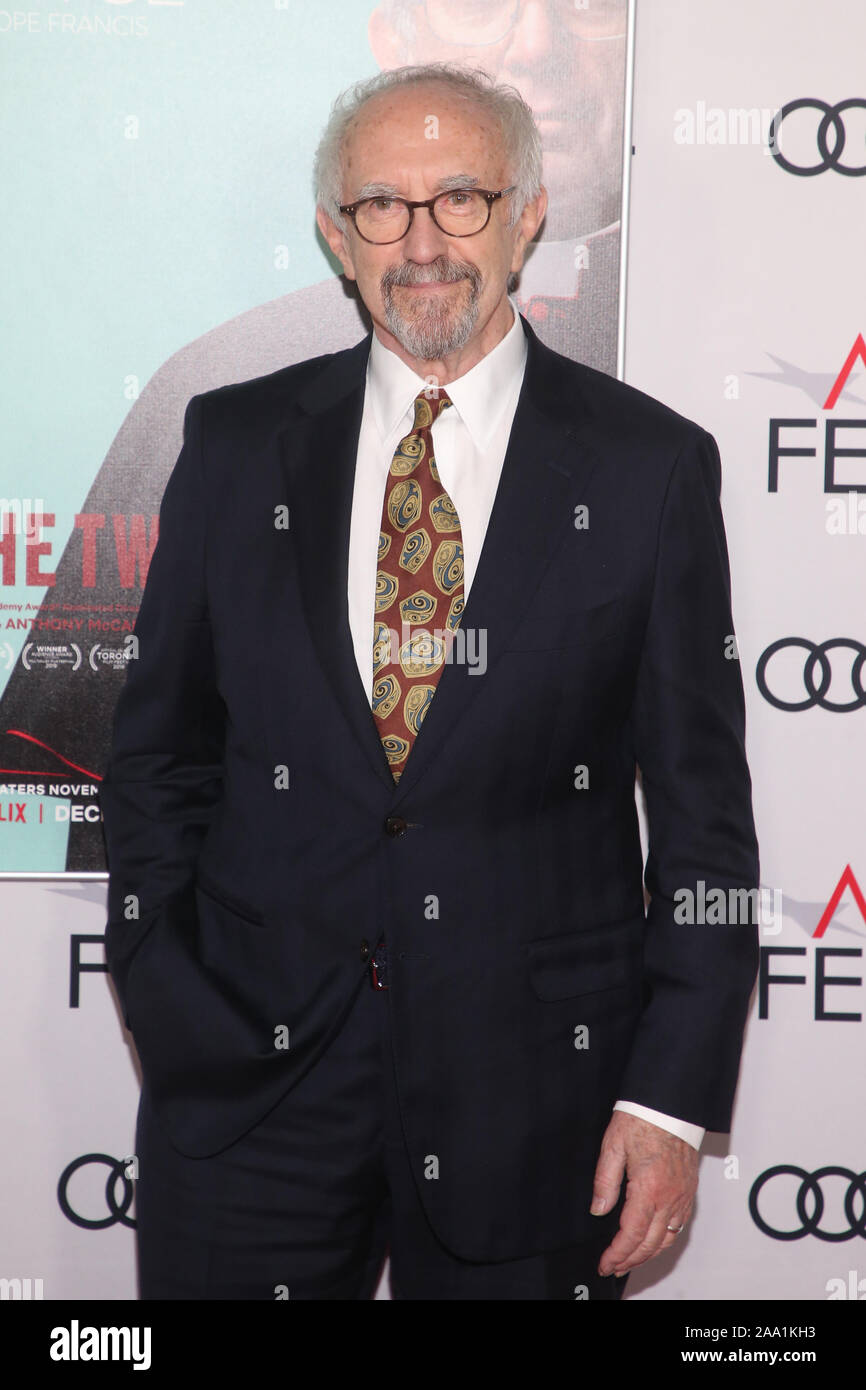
[367, 295, 527, 453]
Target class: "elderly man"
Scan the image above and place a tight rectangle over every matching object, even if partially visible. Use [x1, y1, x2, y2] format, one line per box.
[101, 64, 759, 1301]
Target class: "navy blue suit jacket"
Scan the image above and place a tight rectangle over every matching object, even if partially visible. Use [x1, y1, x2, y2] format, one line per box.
[101, 314, 760, 1261]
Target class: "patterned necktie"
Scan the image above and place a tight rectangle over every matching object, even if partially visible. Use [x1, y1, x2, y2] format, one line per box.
[372, 388, 465, 781]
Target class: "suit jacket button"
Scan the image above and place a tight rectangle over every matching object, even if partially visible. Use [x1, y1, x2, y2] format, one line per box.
[360, 939, 370, 963]
[385, 816, 407, 837]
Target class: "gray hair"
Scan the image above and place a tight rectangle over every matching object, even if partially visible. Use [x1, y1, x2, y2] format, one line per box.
[313, 63, 543, 232]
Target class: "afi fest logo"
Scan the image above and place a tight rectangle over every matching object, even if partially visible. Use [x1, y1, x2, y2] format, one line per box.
[759, 865, 866, 1022]
[755, 332, 866, 518]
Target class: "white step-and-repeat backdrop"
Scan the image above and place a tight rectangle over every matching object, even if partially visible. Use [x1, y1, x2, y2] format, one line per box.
[624, 0, 866, 1301]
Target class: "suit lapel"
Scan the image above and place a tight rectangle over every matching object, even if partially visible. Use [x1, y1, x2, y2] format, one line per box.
[390, 318, 603, 801]
[279, 336, 397, 790]
[279, 314, 603, 801]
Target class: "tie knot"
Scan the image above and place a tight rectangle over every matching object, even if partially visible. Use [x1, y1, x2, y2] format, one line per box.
[413, 389, 452, 430]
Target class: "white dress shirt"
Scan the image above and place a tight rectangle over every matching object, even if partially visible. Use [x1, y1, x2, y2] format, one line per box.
[346, 297, 704, 1152]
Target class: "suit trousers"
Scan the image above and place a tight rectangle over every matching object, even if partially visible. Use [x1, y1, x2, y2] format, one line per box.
[134, 959, 629, 1301]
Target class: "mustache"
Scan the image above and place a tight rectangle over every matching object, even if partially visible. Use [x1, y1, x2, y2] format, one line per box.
[381, 256, 482, 292]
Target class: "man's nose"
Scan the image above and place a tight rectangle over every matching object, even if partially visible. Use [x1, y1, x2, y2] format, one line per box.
[400, 204, 451, 261]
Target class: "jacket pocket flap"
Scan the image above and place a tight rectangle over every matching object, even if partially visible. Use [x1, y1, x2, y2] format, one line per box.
[526, 914, 643, 1001]
[195, 875, 266, 926]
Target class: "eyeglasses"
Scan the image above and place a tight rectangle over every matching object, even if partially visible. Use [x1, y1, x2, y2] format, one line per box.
[338, 186, 516, 245]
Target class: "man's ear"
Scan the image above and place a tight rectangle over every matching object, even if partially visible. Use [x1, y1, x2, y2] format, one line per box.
[510, 186, 549, 276]
[316, 205, 357, 281]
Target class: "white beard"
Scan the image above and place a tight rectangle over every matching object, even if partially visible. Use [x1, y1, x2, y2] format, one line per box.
[381, 261, 482, 360]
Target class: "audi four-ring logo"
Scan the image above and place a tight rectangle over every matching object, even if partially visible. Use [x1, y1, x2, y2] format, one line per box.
[750, 1166, 866, 1241]
[756, 639, 866, 712]
[57, 1153, 136, 1230]
[770, 99, 866, 176]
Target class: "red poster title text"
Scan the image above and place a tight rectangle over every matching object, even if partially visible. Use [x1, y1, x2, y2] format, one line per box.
[0, 514, 158, 588]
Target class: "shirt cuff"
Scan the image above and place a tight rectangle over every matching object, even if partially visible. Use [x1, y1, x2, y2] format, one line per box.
[613, 1100, 705, 1150]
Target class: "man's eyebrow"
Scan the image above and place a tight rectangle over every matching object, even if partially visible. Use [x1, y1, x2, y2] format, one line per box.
[351, 174, 482, 201]
[433, 174, 481, 191]
[353, 181, 401, 200]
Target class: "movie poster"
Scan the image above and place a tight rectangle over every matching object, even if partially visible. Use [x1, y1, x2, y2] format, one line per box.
[0, 0, 631, 871]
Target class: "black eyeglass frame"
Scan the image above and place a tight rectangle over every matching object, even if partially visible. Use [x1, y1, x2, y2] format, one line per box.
[338, 185, 517, 244]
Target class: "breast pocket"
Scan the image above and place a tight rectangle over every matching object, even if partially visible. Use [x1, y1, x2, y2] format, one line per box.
[503, 596, 623, 653]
